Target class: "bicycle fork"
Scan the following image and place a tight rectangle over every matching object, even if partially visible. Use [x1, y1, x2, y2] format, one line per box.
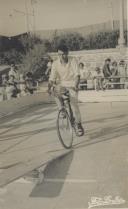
[66, 101, 75, 127]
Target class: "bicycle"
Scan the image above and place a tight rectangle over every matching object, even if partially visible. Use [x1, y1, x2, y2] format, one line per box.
[56, 90, 77, 149]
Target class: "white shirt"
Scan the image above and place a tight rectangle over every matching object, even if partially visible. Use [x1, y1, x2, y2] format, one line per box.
[80, 68, 90, 80]
[49, 57, 80, 87]
[93, 70, 104, 78]
[118, 65, 126, 77]
[9, 68, 19, 80]
[47, 61, 52, 68]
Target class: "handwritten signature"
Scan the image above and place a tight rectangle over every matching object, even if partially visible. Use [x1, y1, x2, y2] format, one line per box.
[88, 196, 125, 209]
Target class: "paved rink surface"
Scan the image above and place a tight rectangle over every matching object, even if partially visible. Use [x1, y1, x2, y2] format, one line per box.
[0, 102, 128, 209]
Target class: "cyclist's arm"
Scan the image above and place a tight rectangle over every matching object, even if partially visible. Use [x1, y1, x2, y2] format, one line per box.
[48, 62, 58, 94]
[48, 80, 54, 94]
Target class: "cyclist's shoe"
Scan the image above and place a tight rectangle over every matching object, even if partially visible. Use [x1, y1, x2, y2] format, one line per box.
[75, 123, 84, 137]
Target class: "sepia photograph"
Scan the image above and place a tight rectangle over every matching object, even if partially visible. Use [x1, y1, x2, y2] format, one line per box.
[0, 0, 128, 208]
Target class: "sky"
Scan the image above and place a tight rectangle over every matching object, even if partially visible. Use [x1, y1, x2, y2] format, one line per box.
[0, 0, 127, 36]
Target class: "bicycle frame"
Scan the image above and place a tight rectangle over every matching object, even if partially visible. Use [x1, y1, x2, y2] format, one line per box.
[52, 86, 75, 126]
[62, 94, 75, 127]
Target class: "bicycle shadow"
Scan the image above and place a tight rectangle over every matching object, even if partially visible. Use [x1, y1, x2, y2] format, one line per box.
[30, 150, 74, 198]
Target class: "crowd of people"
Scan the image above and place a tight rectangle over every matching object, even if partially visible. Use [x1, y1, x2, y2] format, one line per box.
[79, 58, 128, 91]
[0, 57, 127, 101]
[1, 64, 37, 101]
[45, 58, 128, 91]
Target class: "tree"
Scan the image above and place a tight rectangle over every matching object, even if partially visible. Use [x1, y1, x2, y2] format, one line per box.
[51, 33, 85, 51]
[18, 33, 43, 53]
[1, 49, 23, 65]
[21, 43, 50, 79]
[50, 30, 127, 51]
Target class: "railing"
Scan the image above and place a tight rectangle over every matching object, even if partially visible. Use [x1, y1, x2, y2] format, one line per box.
[79, 76, 128, 90]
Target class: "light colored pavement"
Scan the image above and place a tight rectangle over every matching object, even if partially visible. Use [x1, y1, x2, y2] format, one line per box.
[0, 103, 67, 187]
[0, 89, 128, 119]
[0, 102, 128, 209]
[79, 89, 128, 102]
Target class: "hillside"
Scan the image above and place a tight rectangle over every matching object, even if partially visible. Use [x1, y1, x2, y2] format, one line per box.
[35, 20, 127, 40]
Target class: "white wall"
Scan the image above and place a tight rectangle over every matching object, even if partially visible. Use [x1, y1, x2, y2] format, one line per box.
[50, 47, 128, 70]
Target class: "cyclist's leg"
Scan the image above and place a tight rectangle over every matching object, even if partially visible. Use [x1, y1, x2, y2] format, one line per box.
[54, 96, 63, 110]
[68, 88, 81, 123]
[68, 88, 84, 136]
[53, 85, 65, 110]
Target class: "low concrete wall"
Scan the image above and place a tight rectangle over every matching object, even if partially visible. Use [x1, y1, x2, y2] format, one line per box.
[50, 47, 128, 68]
[0, 92, 54, 119]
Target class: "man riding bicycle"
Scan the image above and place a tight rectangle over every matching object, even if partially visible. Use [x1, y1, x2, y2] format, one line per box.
[48, 43, 84, 137]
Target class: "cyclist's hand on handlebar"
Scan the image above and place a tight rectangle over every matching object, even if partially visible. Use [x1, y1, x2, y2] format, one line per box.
[47, 88, 52, 95]
[48, 81, 54, 95]
[48, 86, 55, 95]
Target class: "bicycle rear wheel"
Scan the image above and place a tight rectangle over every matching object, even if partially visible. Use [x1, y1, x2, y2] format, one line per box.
[57, 108, 73, 149]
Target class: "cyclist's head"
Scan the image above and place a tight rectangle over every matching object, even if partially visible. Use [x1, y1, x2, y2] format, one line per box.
[57, 43, 69, 63]
[57, 43, 68, 54]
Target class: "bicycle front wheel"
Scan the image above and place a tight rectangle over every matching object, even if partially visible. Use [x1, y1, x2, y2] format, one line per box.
[57, 108, 73, 149]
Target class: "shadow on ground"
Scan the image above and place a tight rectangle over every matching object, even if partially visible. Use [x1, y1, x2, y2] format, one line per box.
[0, 104, 57, 154]
[84, 113, 127, 125]
[74, 121, 128, 150]
[30, 150, 74, 198]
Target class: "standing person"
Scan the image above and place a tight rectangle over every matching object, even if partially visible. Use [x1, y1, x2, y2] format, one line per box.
[93, 67, 104, 91]
[19, 74, 26, 96]
[48, 44, 84, 136]
[125, 63, 128, 89]
[45, 59, 53, 80]
[6, 75, 18, 99]
[118, 60, 127, 89]
[1, 74, 8, 100]
[9, 63, 20, 96]
[110, 61, 118, 76]
[110, 61, 119, 89]
[102, 58, 112, 89]
[9, 63, 20, 81]
[79, 62, 90, 90]
[25, 72, 35, 94]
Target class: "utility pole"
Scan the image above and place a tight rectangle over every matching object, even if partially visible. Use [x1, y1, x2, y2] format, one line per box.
[118, 0, 125, 47]
[13, 8, 34, 35]
[108, 0, 114, 31]
[31, 0, 37, 34]
[25, 0, 29, 34]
